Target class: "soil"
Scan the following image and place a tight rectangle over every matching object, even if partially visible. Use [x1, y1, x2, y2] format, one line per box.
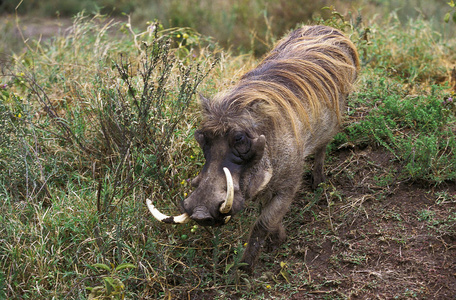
[270, 146, 456, 299]
[3, 15, 73, 48]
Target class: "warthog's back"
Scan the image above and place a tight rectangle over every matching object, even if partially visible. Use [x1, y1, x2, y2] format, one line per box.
[202, 25, 359, 140]
[240, 25, 359, 128]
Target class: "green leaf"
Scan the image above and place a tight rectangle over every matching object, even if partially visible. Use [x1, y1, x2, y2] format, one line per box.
[453, 12, 456, 23]
[225, 262, 235, 273]
[448, 0, 455, 8]
[87, 286, 106, 299]
[104, 277, 115, 295]
[445, 12, 451, 23]
[104, 277, 116, 287]
[92, 263, 111, 272]
[115, 263, 136, 272]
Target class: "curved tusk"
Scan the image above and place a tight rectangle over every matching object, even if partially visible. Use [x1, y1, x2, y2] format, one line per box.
[219, 167, 234, 214]
[146, 199, 190, 224]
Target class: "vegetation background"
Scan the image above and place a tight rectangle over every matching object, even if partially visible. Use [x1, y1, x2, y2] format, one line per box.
[0, 0, 455, 299]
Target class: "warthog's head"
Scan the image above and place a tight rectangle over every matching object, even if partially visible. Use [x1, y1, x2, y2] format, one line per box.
[147, 122, 269, 227]
[184, 129, 266, 226]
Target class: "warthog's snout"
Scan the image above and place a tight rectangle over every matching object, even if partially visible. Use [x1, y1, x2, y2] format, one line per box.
[190, 206, 215, 226]
[148, 167, 235, 227]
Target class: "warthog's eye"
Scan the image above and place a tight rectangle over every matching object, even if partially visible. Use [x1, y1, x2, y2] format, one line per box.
[234, 132, 246, 144]
[232, 131, 252, 158]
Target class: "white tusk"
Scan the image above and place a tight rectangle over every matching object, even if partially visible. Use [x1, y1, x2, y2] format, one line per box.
[146, 199, 190, 224]
[219, 167, 234, 214]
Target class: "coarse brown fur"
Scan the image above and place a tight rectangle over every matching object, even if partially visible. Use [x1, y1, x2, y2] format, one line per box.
[200, 25, 359, 139]
[183, 25, 359, 272]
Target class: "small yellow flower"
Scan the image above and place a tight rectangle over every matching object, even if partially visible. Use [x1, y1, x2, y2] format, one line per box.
[17, 113, 21, 118]
[176, 34, 181, 38]
[181, 180, 185, 185]
[190, 155, 194, 159]
[265, 284, 271, 289]
[243, 242, 248, 247]
[183, 33, 189, 39]
[184, 193, 188, 197]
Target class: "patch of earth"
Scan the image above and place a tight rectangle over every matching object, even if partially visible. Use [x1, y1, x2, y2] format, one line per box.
[2, 15, 73, 47]
[259, 146, 456, 299]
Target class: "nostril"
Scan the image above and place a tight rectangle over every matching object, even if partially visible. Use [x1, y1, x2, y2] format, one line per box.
[190, 207, 215, 226]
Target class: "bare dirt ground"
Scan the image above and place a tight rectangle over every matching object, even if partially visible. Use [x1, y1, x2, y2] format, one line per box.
[3, 14, 72, 47]
[259, 146, 456, 299]
[19, 17, 72, 39]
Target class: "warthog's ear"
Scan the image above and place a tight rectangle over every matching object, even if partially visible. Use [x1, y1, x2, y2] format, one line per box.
[194, 129, 205, 147]
[199, 94, 211, 115]
[248, 135, 266, 165]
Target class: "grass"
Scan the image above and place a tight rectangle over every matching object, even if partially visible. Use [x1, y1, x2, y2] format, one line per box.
[3, 0, 455, 55]
[1, 4, 456, 299]
[340, 80, 456, 183]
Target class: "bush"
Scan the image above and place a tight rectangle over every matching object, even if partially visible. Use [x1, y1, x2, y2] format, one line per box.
[1, 15, 216, 207]
[362, 17, 452, 83]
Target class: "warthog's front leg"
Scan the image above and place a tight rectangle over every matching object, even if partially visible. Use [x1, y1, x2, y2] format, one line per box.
[240, 191, 295, 273]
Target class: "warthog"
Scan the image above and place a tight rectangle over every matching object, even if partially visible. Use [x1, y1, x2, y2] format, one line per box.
[147, 25, 359, 272]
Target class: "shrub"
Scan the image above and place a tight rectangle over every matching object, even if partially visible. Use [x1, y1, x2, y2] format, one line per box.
[1, 15, 216, 209]
[0, 15, 219, 298]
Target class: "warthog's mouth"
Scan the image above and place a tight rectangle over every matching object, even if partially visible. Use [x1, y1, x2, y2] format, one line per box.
[146, 167, 234, 226]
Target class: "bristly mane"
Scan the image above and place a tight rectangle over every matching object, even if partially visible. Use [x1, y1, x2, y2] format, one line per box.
[200, 25, 360, 136]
